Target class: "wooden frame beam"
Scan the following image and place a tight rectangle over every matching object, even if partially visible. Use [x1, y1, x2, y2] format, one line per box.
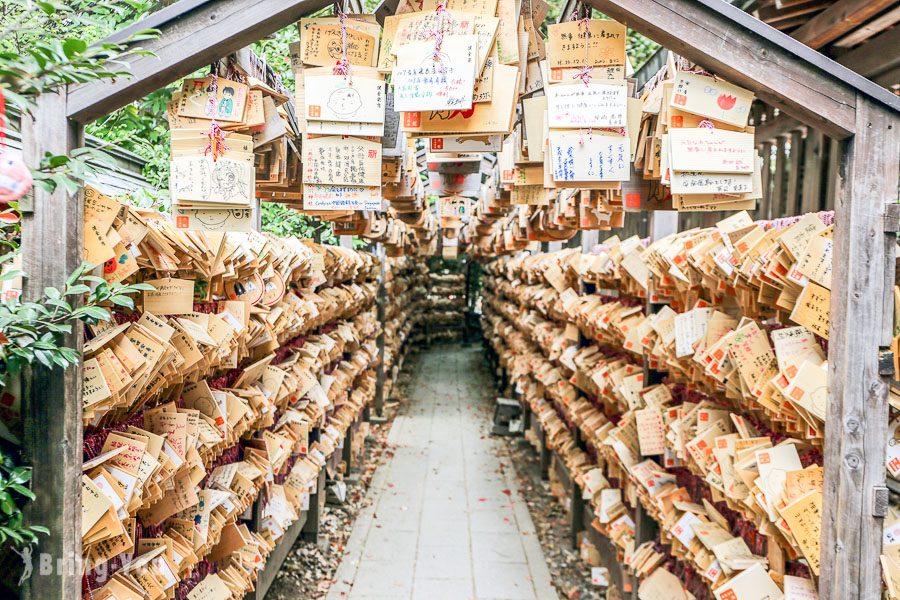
[584, 0, 900, 139]
[822, 97, 900, 600]
[20, 92, 84, 600]
[791, 0, 896, 49]
[67, 0, 333, 124]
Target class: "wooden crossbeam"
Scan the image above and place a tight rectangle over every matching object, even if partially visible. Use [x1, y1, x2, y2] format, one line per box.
[833, 4, 900, 48]
[67, 0, 332, 123]
[791, 0, 896, 49]
[755, 0, 829, 24]
[837, 25, 900, 79]
[585, 0, 867, 138]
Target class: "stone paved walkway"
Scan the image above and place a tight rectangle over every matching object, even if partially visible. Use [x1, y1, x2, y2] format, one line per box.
[325, 344, 558, 600]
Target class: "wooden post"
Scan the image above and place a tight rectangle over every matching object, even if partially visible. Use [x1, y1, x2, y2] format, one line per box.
[374, 243, 387, 418]
[570, 472, 584, 550]
[19, 94, 84, 600]
[824, 137, 842, 210]
[629, 210, 675, 600]
[801, 129, 824, 213]
[771, 136, 788, 219]
[821, 98, 900, 600]
[758, 141, 773, 220]
[786, 130, 804, 215]
[539, 426, 550, 481]
[301, 469, 327, 543]
[342, 419, 354, 475]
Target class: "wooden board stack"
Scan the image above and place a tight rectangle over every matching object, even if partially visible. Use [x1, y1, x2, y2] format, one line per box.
[422, 268, 467, 344]
[81, 187, 383, 600]
[382, 255, 429, 398]
[481, 209, 846, 600]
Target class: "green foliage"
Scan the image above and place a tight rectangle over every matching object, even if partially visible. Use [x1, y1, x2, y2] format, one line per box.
[86, 87, 175, 189]
[0, 0, 163, 550]
[0, 456, 48, 547]
[0, 0, 158, 111]
[626, 31, 660, 71]
[0, 258, 153, 384]
[260, 202, 338, 245]
[253, 27, 298, 93]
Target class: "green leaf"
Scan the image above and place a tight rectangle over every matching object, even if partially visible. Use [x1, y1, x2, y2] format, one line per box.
[125, 283, 156, 292]
[1, 527, 25, 545]
[33, 350, 52, 368]
[78, 306, 110, 321]
[9, 485, 35, 501]
[35, 1, 58, 15]
[30, 341, 57, 351]
[44, 154, 70, 169]
[62, 39, 88, 59]
[109, 295, 134, 309]
[30, 526, 49, 536]
[64, 284, 91, 296]
[0, 270, 25, 282]
[9, 468, 30, 485]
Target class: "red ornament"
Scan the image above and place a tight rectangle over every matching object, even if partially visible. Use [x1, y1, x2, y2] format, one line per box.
[717, 94, 737, 110]
[0, 88, 31, 203]
[0, 151, 32, 203]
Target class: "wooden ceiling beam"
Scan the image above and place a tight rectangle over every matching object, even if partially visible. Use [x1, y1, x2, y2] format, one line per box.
[772, 14, 818, 31]
[791, 0, 896, 49]
[832, 4, 900, 48]
[755, 0, 829, 25]
[874, 64, 900, 90]
[837, 24, 900, 79]
[67, 0, 332, 124]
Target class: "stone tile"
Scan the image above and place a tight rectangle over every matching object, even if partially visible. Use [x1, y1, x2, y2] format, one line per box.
[469, 507, 520, 534]
[350, 559, 414, 597]
[473, 561, 537, 600]
[419, 516, 470, 546]
[471, 531, 527, 564]
[372, 501, 421, 520]
[413, 577, 475, 600]
[415, 544, 472, 579]
[378, 491, 423, 511]
[421, 499, 469, 523]
[362, 529, 418, 561]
